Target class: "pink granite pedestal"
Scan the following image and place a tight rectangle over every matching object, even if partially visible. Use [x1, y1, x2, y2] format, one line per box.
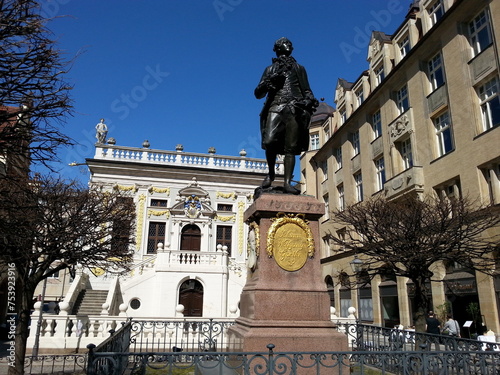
[227, 193, 348, 356]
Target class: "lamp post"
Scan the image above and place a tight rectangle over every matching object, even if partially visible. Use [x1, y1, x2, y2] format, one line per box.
[350, 255, 363, 321]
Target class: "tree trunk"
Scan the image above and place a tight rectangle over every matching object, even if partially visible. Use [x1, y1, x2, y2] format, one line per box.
[411, 276, 431, 350]
[8, 280, 36, 375]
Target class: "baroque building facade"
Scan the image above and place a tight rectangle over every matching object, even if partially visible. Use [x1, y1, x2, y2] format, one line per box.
[301, 0, 500, 335]
[33, 139, 281, 321]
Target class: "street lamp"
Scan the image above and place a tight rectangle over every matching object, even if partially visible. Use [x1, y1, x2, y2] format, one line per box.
[350, 255, 363, 273]
[349, 255, 363, 322]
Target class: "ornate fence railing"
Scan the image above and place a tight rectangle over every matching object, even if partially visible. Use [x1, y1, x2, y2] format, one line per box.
[86, 346, 500, 375]
[128, 318, 234, 352]
[5, 320, 500, 374]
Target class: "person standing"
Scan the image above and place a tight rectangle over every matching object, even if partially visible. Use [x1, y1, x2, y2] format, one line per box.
[443, 314, 461, 337]
[255, 37, 318, 194]
[425, 311, 441, 334]
[425, 311, 441, 350]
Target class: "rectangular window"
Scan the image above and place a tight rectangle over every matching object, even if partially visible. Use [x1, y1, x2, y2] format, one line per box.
[112, 197, 133, 254]
[428, 0, 444, 26]
[397, 84, 409, 114]
[478, 76, 500, 131]
[217, 203, 233, 212]
[398, 34, 410, 58]
[354, 172, 363, 203]
[310, 133, 320, 150]
[324, 126, 330, 141]
[352, 131, 360, 156]
[372, 110, 382, 139]
[147, 222, 166, 254]
[216, 225, 232, 256]
[469, 9, 492, 56]
[375, 157, 386, 191]
[150, 199, 168, 207]
[323, 194, 329, 220]
[481, 163, 500, 205]
[335, 147, 343, 171]
[337, 184, 345, 211]
[340, 108, 347, 125]
[321, 160, 328, 182]
[434, 112, 454, 156]
[355, 88, 364, 107]
[399, 138, 413, 170]
[374, 64, 385, 86]
[428, 52, 445, 91]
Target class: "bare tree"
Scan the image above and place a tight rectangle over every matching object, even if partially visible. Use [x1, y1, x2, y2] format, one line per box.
[0, 0, 74, 171]
[0, 174, 136, 375]
[327, 194, 500, 333]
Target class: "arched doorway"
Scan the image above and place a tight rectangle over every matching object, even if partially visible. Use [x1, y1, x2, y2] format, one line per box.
[180, 224, 201, 251]
[179, 279, 203, 317]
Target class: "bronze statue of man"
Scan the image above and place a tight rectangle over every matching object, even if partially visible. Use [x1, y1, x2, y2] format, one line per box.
[255, 37, 318, 194]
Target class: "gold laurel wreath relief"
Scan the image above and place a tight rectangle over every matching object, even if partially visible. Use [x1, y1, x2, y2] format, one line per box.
[148, 186, 170, 195]
[266, 213, 315, 272]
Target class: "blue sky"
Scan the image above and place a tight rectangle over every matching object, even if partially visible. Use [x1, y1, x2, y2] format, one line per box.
[43, 0, 410, 181]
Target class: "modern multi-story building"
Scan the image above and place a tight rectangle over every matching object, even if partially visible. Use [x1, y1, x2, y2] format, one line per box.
[301, 0, 500, 334]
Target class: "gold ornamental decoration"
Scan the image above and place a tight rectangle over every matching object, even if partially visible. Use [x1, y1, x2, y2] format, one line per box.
[267, 213, 314, 271]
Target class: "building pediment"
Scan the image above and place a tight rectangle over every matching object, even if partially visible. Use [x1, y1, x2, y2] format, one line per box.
[170, 178, 214, 218]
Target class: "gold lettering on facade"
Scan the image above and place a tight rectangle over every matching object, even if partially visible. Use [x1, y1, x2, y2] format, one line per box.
[267, 213, 315, 272]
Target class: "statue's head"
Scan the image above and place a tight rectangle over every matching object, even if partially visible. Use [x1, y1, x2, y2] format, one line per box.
[273, 37, 293, 57]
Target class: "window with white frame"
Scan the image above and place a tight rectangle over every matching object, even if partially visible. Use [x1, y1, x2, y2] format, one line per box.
[469, 9, 492, 57]
[335, 147, 343, 171]
[374, 157, 386, 191]
[399, 138, 413, 170]
[340, 107, 347, 125]
[324, 125, 330, 141]
[310, 132, 320, 150]
[352, 131, 360, 156]
[337, 184, 345, 211]
[374, 63, 385, 86]
[354, 172, 363, 203]
[321, 160, 328, 182]
[398, 34, 410, 59]
[355, 87, 364, 107]
[147, 222, 166, 254]
[372, 110, 382, 139]
[478, 76, 500, 131]
[481, 163, 500, 205]
[428, 0, 444, 26]
[428, 52, 445, 91]
[396, 84, 409, 114]
[434, 111, 454, 156]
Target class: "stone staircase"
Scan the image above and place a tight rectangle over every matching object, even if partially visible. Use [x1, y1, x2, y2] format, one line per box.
[72, 289, 108, 315]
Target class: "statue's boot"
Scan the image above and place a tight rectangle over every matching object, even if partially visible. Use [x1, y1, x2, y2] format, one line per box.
[283, 154, 300, 195]
[262, 174, 274, 188]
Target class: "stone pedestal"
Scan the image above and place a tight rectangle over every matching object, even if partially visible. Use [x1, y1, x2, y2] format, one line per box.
[228, 193, 348, 353]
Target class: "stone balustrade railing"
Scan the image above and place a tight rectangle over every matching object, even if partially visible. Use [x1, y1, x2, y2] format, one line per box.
[94, 145, 284, 174]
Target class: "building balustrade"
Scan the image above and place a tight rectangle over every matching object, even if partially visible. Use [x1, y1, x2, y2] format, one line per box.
[94, 145, 283, 174]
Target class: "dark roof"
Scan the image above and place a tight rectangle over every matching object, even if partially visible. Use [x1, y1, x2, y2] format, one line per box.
[372, 31, 392, 43]
[337, 78, 353, 90]
[311, 102, 334, 123]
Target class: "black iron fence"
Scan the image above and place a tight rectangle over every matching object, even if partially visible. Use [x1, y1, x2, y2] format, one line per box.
[4, 320, 500, 374]
[86, 346, 500, 375]
[128, 318, 234, 352]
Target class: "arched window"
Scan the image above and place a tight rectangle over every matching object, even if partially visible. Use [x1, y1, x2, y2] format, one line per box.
[180, 224, 201, 251]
